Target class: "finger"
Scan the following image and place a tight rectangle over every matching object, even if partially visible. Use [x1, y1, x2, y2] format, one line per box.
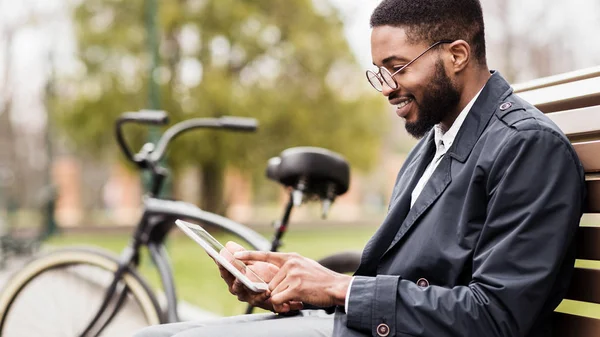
[224, 241, 246, 253]
[234, 251, 290, 267]
[221, 270, 236, 286]
[270, 299, 302, 313]
[215, 256, 238, 278]
[220, 242, 245, 265]
[265, 263, 280, 276]
[248, 291, 271, 306]
[232, 278, 271, 296]
[217, 248, 246, 274]
[231, 279, 244, 293]
[271, 279, 290, 304]
[232, 278, 253, 295]
[270, 288, 299, 307]
[217, 264, 236, 284]
[268, 268, 288, 292]
[288, 301, 304, 311]
[236, 292, 248, 303]
[272, 302, 290, 313]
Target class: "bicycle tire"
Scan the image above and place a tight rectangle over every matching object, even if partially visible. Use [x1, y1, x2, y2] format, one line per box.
[0, 246, 163, 336]
[317, 250, 362, 274]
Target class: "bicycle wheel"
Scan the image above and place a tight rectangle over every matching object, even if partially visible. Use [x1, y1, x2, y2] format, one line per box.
[0, 246, 163, 337]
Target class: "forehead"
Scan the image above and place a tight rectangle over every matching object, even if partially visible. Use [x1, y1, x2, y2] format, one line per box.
[370, 25, 426, 66]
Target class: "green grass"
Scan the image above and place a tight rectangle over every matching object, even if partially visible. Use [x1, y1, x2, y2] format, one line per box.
[45, 226, 377, 316]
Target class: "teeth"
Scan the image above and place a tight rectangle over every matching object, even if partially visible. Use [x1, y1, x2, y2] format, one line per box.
[397, 99, 412, 109]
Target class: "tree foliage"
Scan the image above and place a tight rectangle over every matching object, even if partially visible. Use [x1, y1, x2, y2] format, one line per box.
[53, 0, 387, 212]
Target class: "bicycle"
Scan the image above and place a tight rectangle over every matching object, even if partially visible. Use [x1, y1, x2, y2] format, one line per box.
[0, 110, 362, 337]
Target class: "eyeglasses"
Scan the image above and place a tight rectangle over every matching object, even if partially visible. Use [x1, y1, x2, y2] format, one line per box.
[366, 40, 453, 92]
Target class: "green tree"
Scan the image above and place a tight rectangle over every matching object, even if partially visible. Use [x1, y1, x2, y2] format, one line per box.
[53, 0, 387, 214]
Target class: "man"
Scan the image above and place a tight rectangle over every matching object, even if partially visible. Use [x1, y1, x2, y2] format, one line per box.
[136, 0, 585, 336]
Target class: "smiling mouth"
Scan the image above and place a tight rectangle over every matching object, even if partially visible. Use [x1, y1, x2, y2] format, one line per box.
[396, 98, 413, 109]
[393, 97, 415, 119]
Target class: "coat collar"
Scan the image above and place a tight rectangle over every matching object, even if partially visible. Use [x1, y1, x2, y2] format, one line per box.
[447, 71, 513, 162]
[378, 71, 514, 260]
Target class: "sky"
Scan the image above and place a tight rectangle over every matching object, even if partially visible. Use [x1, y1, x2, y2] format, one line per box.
[1, 0, 600, 129]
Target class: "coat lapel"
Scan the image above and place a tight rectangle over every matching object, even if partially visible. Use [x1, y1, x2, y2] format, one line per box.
[387, 133, 436, 216]
[354, 133, 435, 276]
[388, 144, 432, 210]
[381, 154, 452, 257]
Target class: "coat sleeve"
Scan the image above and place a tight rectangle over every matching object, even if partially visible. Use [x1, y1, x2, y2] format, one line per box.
[346, 128, 585, 337]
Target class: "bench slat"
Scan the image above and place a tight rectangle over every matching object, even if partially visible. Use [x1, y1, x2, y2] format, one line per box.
[573, 141, 600, 172]
[517, 76, 600, 113]
[513, 66, 600, 93]
[552, 312, 600, 337]
[576, 226, 600, 261]
[546, 105, 600, 141]
[564, 268, 600, 304]
[586, 179, 600, 213]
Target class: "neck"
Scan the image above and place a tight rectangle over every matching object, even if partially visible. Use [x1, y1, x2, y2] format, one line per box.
[440, 67, 491, 131]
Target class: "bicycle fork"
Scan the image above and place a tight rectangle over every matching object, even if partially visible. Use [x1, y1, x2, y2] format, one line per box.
[78, 247, 138, 337]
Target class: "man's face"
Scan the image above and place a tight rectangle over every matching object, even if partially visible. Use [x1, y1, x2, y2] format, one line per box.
[370, 26, 461, 138]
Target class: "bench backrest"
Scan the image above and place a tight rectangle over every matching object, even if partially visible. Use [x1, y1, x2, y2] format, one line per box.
[515, 66, 600, 336]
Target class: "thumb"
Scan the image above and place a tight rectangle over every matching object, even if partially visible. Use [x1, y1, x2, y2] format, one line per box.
[225, 241, 246, 253]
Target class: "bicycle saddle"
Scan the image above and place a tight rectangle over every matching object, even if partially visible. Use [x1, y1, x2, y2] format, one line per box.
[266, 147, 350, 197]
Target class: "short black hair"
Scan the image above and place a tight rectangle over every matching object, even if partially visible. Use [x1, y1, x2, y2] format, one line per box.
[370, 0, 487, 65]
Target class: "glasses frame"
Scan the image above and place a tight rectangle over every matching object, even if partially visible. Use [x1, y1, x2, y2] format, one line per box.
[366, 39, 454, 92]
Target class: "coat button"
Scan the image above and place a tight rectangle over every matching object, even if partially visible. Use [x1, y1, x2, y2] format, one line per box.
[500, 102, 513, 110]
[417, 278, 429, 287]
[377, 323, 390, 337]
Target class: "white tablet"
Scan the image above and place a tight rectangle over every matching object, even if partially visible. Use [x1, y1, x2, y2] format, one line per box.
[175, 219, 269, 293]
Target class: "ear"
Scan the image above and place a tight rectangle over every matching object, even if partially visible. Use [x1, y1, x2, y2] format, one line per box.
[447, 40, 470, 73]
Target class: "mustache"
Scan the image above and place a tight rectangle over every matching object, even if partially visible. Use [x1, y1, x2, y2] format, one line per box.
[389, 92, 415, 103]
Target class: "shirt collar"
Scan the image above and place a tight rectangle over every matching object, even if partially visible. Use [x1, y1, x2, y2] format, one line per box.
[433, 86, 485, 151]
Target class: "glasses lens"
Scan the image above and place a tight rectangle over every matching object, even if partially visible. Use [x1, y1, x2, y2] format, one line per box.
[380, 68, 398, 89]
[366, 71, 383, 91]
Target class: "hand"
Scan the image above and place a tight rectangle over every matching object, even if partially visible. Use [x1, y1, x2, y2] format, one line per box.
[213, 242, 303, 312]
[234, 251, 352, 313]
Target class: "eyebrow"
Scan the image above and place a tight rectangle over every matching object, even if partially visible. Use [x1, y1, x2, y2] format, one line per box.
[373, 55, 410, 67]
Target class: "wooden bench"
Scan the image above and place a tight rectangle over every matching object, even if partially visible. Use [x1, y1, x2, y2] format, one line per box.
[515, 66, 600, 336]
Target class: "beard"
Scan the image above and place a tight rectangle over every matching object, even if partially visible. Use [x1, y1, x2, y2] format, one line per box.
[404, 59, 461, 138]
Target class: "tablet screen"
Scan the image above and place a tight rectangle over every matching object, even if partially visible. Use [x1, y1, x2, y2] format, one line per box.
[175, 219, 269, 292]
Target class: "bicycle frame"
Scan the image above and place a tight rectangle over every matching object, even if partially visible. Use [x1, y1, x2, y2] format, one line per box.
[78, 194, 273, 336]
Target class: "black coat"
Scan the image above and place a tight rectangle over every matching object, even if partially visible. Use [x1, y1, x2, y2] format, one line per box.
[333, 72, 586, 337]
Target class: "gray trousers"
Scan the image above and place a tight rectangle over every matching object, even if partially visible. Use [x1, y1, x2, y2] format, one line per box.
[133, 310, 334, 337]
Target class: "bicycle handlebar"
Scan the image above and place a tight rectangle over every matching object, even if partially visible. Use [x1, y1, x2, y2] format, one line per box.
[149, 116, 258, 163]
[115, 110, 170, 168]
[218, 116, 258, 131]
[121, 110, 169, 125]
[115, 110, 258, 169]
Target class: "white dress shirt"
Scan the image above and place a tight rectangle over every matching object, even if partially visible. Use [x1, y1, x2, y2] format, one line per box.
[344, 87, 484, 311]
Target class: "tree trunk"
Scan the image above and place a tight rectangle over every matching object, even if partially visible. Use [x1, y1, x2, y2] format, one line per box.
[199, 161, 228, 216]
[0, 31, 26, 207]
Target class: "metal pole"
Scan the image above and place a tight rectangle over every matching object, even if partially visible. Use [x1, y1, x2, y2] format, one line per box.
[43, 50, 58, 238]
[144, 0, 167, 195]
[146, 0, 160, 111]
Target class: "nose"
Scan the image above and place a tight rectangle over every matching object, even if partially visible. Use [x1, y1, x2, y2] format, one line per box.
[381, 81, 396, 97]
